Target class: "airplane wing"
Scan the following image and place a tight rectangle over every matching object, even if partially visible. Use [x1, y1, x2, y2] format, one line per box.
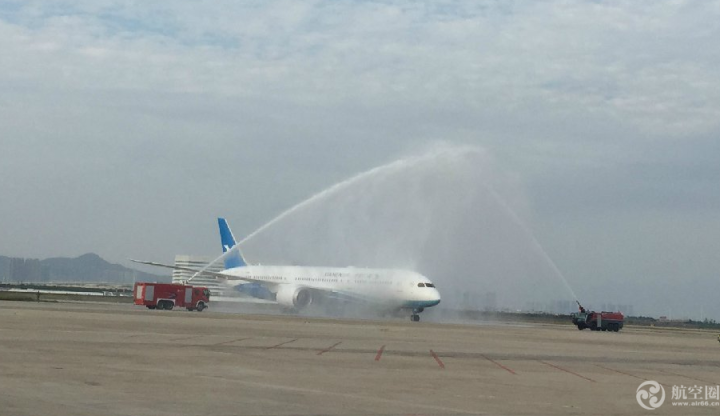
[130, 259, 382, 307]
[129, 259, 273, 286]
[323, 289, 372, 304]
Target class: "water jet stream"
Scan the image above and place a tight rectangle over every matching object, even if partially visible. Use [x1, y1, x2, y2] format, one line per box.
[192, 146, 483, 278]
[192, 144, 578, 312]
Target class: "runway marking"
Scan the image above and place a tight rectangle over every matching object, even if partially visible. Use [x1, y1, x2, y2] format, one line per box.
[596, 364, 645, 380]
[539, 360, 595, 382]
[659, 368, 716, 385]
[430, 350, 445, 369]
[265, 338, 298, 350]
[214, 337, 252, 346]
[317, 341, 342, 355]
[170, 334, 206, 342]
[199, 374, 476, 414]
[481, 354, 516, 375]
[595, 365, 677, 389]
[375, 345, 385, 361]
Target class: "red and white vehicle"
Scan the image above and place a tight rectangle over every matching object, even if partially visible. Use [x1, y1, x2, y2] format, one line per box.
[133, 283, 210, 311]
[571, 302, 624, 332]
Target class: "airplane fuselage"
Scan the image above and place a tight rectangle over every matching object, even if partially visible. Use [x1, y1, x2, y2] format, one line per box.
[222, 265, 441, 310]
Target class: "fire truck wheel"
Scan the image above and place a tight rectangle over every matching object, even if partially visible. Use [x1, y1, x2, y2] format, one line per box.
[196, 303, 205, 312]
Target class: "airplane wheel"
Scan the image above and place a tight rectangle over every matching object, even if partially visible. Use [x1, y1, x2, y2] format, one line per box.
[411, 314, 420, 322]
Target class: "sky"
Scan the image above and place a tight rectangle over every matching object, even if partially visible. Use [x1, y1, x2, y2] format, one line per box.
[1, 0, 719, 319]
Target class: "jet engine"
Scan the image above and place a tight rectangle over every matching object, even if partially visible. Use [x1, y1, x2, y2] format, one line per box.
[275, 285, 313, 309]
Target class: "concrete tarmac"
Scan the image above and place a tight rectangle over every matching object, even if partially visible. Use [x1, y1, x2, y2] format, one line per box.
[1, 301, 718, 415]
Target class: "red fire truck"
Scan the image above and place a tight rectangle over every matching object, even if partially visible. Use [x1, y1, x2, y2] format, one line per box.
[133, 283, 210, 311]
[571, 301, 624, 332]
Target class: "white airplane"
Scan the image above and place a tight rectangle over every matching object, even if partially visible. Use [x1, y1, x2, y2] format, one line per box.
[133, 218, 441, 321]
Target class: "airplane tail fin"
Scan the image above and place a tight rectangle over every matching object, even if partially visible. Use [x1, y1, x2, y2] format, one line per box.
[218, 218, 247, 269]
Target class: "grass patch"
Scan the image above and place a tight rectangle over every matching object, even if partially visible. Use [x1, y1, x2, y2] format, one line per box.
[0, 292, 40, 302]
[0, 291, 133, 303]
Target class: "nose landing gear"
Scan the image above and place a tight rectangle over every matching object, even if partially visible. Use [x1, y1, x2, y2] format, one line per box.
[410, 307, 424, 322]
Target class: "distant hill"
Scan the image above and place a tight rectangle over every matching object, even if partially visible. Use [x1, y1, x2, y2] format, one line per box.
[0, 253, 169, 285]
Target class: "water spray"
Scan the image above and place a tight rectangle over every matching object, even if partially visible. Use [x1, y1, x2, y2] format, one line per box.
[481, 183, 579, 300]
[191, 145, 485, 280]
[191, 143, 578, 314]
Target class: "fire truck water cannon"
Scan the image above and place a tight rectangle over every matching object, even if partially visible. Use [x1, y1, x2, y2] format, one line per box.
[571, 301, 624, 332]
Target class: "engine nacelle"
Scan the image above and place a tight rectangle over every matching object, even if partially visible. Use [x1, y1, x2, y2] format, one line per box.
[275, 285, 313, 309]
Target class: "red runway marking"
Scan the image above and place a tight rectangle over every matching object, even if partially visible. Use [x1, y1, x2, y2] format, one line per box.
[659, 369, 716, 385]
[265, 338, 298, 349]
[214, 337, 251, 346]
[597, 365, 673, 389]
[375, 345, 385, 361]
[481, 354, 516, 375]
[596, 364, 645, 380]
[317, 341, 342, 355]
[430, 350, 445, 369]
[539, 360, 595, 382]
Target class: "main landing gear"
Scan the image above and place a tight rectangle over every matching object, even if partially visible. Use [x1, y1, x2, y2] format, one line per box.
[410, 308, 424, 322]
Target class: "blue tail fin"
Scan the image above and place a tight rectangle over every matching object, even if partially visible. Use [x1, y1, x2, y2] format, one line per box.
[218, 218, 247, 269]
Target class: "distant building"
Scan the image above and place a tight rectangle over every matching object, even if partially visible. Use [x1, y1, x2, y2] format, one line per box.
[0, 257, 11, 283]
[172, 255, 227, 296]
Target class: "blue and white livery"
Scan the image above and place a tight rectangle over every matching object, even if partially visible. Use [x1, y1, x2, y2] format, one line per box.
[133, 218, 441, 321]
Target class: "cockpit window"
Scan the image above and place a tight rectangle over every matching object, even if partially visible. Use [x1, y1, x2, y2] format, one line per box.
[417, 283, 425, 287]
[425, 283, 435, 288]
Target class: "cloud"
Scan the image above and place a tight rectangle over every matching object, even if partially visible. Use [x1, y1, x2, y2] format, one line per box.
[2, 0, 719, 136]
